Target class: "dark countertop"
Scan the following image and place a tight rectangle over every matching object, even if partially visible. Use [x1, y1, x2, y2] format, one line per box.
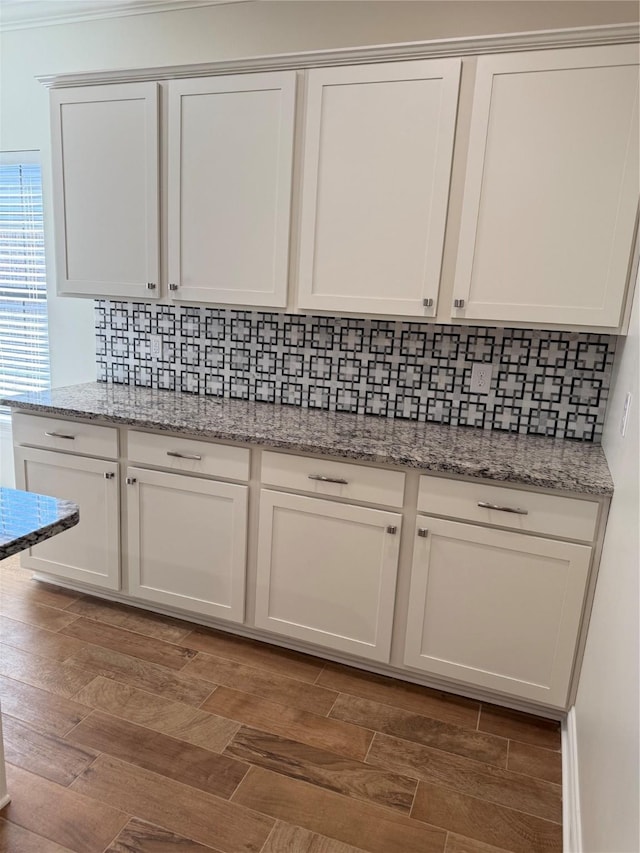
[1, 383, 614, 496]
[0, 487, 79, 560]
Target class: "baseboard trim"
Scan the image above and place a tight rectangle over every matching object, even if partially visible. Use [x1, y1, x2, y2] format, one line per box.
[0, 793, 11, 809]
[562, 707, 582, 853]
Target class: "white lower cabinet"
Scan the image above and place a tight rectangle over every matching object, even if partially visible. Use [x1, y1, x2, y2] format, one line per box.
[126, 466, 248, 622]
[404, 517, 592, 707]
[14, 446, 120, 590]
[255, 490, 401, 662]
[11, 410, 605, 712]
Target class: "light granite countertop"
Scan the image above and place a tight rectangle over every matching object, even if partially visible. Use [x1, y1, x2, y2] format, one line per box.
[0, 487, 79, 560]
[1, 383, 614, 496]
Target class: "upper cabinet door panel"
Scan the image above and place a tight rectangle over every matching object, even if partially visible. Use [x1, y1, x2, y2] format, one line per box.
[51, 82, 160, 299]
[454, 45, 639, 328]
[167, 72, 296, 308]
[296, 59, 461, 317]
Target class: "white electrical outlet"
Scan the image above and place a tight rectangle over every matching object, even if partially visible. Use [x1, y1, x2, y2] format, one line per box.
[150, 334, 163, 359]
[620, 391, 632, 437]
[470, 363, 493, 394]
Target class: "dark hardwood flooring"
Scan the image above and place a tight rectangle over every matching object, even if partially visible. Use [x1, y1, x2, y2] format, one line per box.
[0, 555, 563, 853]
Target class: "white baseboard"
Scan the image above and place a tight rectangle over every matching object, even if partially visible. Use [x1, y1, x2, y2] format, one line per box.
[562, 707, 582, 853]
[0, 793, 10, 809]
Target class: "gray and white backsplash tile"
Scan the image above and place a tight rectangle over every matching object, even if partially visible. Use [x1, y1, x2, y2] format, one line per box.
[95, 301, 616, 442]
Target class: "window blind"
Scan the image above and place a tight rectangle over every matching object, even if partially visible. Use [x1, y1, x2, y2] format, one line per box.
[0, 161, 51, 420]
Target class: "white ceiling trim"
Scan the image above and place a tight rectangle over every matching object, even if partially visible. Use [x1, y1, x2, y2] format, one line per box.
[36, 23, 640, 88]
[0, 0, 250, 32]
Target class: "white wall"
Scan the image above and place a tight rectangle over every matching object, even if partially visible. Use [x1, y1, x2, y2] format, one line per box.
[573, 277, 639, 852]
[0, 425, 13, 487]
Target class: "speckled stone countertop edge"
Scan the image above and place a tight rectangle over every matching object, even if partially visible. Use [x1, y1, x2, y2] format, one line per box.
[1, 385, 614, 497]
[0, 487, 79, 560]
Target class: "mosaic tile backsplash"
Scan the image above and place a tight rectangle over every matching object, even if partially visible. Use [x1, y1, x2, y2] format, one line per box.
[95, 301, 617, 442]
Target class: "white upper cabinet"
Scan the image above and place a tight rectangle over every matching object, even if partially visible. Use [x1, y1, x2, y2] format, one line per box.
[453, 45, 639, 328]
[296, 59, 462, 317]
[51, 82, 160, 299]
[167, 72, 296, 307]
[46, 38, 638, 327]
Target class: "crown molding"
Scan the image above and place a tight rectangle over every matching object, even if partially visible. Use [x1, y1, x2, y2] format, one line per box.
[0, 1, 248, 33]
[36, 23, 640, 88]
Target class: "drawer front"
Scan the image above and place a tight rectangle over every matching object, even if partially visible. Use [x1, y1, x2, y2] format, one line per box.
[128, 430, 249, 481]
[261, 451, 405, 507]
[418, 475, 599, 541]
[12, 412, 118, 459]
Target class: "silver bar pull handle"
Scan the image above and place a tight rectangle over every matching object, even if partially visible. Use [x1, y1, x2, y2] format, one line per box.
[45, 431, 75, 440]
[167, 451, 202, 461]
[477, 501, 528, 515]
[308, 474, 348, 485]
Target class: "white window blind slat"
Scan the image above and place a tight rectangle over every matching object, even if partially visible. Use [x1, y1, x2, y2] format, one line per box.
[0, 161, 51, 421]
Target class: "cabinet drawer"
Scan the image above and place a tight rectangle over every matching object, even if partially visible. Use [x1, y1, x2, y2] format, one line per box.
[261, 451, 405, 507]
[12, 412, 118, 459]
[128, 430, 249, 481]
[418, 475, 599, 542]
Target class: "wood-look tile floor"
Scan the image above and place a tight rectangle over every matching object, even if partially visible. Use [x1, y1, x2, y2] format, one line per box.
[0, 555, 563, 853]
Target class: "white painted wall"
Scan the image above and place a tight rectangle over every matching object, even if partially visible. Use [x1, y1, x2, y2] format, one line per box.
[573, 277, 639, 852]
[0, 425, 13, 487]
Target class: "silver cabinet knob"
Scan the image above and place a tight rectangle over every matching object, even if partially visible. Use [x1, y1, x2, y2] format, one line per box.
[417, 528, 429, 537]
[169, 283, 179, 291]
[422, 298, 434, 308]
[146, 282, 156, 290]
[104, 472, 115, 480]
[453, 299, 465, 309]
[386, 525, 398, 535]
[126, 477, 137, 485]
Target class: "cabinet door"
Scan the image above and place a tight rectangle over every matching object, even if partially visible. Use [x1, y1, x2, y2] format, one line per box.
[51, 83, 160, 298]
[454, 45, 639, 327]
[167, 72, 296, 307]
[14, 447, 120, 590]
[296, 59, 461, 317]
[255, 491, 401, 661]
[405, 517, 592, 707]
[127, 467, 247, 622]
